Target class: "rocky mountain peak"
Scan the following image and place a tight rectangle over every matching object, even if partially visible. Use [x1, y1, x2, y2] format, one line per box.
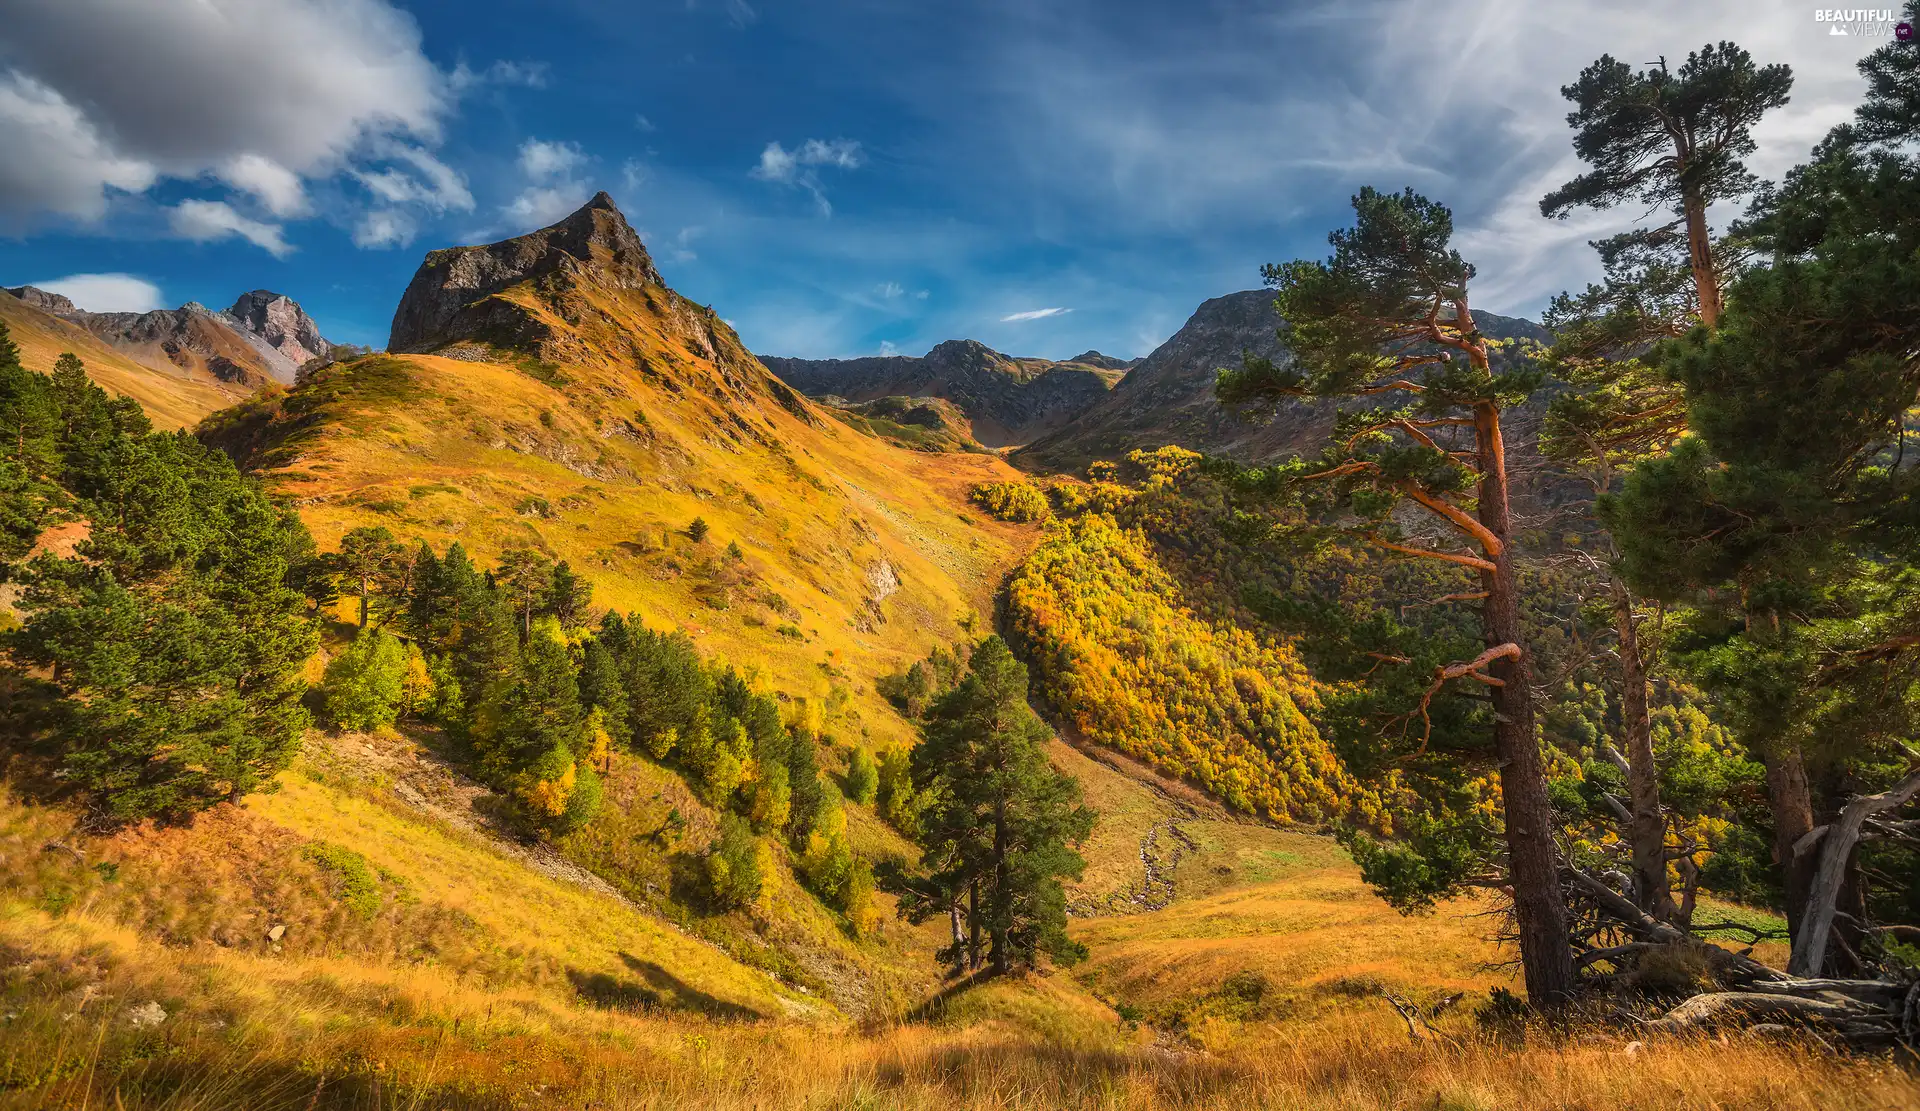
[387, 192, 662, 354]
[1065, 349, 1137, 371]
[5, 286, 78, 315]
[226, 289, 334, 366]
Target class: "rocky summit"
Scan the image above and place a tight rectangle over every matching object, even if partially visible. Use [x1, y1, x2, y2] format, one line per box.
[387, 191, 662, 354]
[226, 290, 339, 370]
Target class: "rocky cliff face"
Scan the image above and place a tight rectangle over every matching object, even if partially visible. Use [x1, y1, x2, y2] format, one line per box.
[5, 286, 77, 315]
[387, 191, 662, 355]
[1018, 289, 1550, 472]
[761, 340, 1123, 448]
[227, 290, 337, 369]
[4, 284, 342, 387]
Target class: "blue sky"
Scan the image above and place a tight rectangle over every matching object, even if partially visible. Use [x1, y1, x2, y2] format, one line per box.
[0, 1, 1891, 358]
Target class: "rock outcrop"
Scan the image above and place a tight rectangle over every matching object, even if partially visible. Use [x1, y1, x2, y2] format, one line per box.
[387, 191, 662, 354]
[4, 285, 77, 315]
[761, 340, 1123, 448]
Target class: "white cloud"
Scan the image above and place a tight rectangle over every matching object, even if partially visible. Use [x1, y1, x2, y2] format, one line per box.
[28, 272, 163, 313]
[503, 185, 592, 229]
[169, 199, 292, 257]
[1001, 307, 1071, 322]
[0, 72, 156, 225]
[352, 208, 415, 248]
[519, 139, 585, 180]
[875, 280, 905, 298]
[449, 59, 549, 93]
[635, 114, 657, 133]
[879, 340, 901, 356]
[0, 0, 506, 249]
[749, 138, 863, 216]
[218, 153, 309, 217]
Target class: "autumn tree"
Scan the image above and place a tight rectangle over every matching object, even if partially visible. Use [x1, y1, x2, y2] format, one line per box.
[494, 547, 554, 641]
[1216, 186, 1575, 1005]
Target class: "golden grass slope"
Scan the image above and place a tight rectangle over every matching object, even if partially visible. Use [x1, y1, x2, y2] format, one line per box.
[0, 291, 245, 430]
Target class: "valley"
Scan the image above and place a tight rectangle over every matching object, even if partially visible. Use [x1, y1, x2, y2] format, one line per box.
[5, 33, 1920, 1100]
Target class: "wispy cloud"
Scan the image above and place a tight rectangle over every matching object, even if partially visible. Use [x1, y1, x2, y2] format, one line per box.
[1001, 307, 1070, 322]
[169, 199, 292, 257]
[750, 138, 863, 216]
[501, 137, 591, 232]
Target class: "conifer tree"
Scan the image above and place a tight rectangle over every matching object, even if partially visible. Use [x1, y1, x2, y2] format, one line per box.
[334, 525, 405, 629]
[1216, 186, 1575, 1005]
[495, 547, 555, 641]
[1606, 32, 1920, 974]
[1540, 43, 1792, 328]
[909, 636, 1094, 974]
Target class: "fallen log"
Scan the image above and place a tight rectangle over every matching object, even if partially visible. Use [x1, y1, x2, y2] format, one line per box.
[1645, 991, 1875, 1032]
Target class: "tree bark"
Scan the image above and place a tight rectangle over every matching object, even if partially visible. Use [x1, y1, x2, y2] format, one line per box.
[990, 798, 1010, 975]
[1681, 191, 1722, 329]
[1765, 745, 1818, 951]
[1475, 400, 1577, 1008]
[358, 576, 370, 629]
[1611, 578, 1671, 920]
[967, 878, 982, 971]
[1788, 765, 1920, 977]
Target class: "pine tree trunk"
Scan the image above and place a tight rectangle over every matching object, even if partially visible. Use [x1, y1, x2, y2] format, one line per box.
[1765, 745, 1818, 956]
[1681, 192, 1722, 329]
[1611, 579, 1670, 919]
[967, 878, 982, 971]
[1475, 401, 1577, 1008]
[990, 799, 1010, 975]
[359, 576, 370, 629]
[948, 898, 966, 972]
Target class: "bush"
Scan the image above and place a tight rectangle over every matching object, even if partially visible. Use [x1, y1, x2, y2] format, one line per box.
[876, 746, 920, 834]
[687, 517, 710, 542]
[968, 481, 1052, 523]
[303, 841, 381, 919]
[845, 746, 879, 805]
[321, 628, 407, 731]
[706, 815, 769, 911]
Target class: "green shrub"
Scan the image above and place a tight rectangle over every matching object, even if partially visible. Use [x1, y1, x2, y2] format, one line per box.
[321, 628, 406, 731]
[303, 841, 381, 919]
[705, 815, 768, 911]
[845, 746, 879, 805]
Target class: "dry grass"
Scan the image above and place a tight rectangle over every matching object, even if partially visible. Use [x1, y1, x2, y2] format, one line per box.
[2, 915, 1912, 1111]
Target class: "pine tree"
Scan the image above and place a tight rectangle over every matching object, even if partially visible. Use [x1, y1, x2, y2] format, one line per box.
[910, 636, 1094, 974]
[494, 547, 554, 641]
[687, 517, 710, 542]
[1540, 43, 1792, 328]
[1216, 186, 1575, 1006]
[1606, 45, 1920, 974]
[334, 525, 405, 629]
[545, 559, 594, 630]
[577, 636, 630, 748]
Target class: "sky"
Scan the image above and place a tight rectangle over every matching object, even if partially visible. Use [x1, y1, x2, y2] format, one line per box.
[0, 0, 1898, 359]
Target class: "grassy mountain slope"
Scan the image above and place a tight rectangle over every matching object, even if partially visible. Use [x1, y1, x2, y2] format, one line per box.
[201, 196, 1036, 752]
[0, 290, 245, 430]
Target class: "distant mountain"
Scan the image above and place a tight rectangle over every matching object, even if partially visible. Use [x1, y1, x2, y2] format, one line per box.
[1017, 289, 1550, 472]
[4, 284, 347, 388]
[761, 341, 1127, 448]
[0, 287, 247, 429]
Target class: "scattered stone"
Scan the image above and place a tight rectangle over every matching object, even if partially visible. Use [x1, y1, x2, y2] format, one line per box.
[266, 924, 286, 942]
[125, 1002, 167, 1029]
[1621, 1040, 1644, 1057]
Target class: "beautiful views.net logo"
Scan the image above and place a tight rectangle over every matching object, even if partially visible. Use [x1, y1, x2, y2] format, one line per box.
[1813, 8, 1907, 36]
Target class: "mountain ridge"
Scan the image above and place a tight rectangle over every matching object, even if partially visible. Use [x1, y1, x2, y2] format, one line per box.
[761, 340, 1125, 448]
